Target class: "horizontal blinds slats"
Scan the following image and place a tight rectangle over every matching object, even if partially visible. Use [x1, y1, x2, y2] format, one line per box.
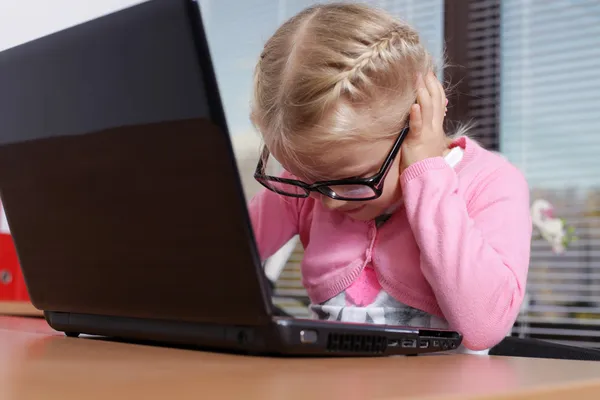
[501, 0, 600, 347]
[465, 0, 500, 149]
[504, 95, 600, 115]
[531, 237, 600, 247]
[518, 316, 600, 327]
[527, 283, 600, 292]
[502, 119, 600, 135]
[502, 18, 600, 44]
[529, 272, 600, 280]
[527, 305, 600, 314]
[503, 59, 600, 82]
[279, 271, 302, 279]
[515, 175, 597, 186]
[502, 1, 600, 23]
[272, 297, 311, 318]
[517, 159, 600, 172]
[502, 37, 600, 60]
[275, 288, 309, 297]
[529, 265, 600, 272]
[503, 71, 600, 92]
[533, 295, 600, 304]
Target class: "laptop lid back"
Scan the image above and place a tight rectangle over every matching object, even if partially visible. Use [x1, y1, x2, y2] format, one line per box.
[0, 0, 272, 326]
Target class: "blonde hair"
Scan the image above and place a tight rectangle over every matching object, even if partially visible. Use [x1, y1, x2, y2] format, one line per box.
[251, 3, 438, 177]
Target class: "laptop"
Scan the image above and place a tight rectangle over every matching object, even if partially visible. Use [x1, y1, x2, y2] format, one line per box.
[0, 0, 462, 356]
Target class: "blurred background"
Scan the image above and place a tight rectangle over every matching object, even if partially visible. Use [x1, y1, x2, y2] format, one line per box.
[1, 0, 599, 348]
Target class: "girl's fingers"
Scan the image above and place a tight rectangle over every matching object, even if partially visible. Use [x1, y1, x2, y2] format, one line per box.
[425, 71, 443, 123]
[416, 74, 433, 126]
[437, 78, 447, 118]
[409, 103, 422, 135]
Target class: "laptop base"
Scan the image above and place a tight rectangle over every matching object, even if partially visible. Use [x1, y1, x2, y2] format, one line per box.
[45, 311, 462, 357]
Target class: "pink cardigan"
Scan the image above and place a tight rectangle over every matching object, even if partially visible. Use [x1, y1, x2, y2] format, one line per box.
[249, 137, 532, 350]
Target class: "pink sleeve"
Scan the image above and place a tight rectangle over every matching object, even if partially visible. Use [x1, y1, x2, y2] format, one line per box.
[248, 174, 302, 262]
[401, 157, 532, 351]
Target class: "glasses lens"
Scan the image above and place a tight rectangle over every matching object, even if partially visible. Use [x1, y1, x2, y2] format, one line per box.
[260, 179, 309, 197]
[326, 184, 378, 200]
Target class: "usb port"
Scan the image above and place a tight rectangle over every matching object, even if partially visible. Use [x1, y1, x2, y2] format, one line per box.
[432, 340, 440, 348]
[419, 340, 429, 349]
[388, 339, 399, 347]
[402, 339, 417, 348]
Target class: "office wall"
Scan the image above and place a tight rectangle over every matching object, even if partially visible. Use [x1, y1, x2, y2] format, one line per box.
[0, 1, 147, 52]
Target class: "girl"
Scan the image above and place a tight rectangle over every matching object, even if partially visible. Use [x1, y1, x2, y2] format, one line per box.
[249, 3, 532, 352]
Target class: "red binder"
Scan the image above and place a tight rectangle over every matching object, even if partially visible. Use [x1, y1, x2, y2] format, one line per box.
[0, 202, 29, 301]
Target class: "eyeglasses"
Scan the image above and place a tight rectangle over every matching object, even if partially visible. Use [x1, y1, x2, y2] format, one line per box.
[253, 124, 410, 201]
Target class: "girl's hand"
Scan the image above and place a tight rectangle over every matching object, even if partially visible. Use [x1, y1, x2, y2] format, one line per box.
[400, 71, 448, 172]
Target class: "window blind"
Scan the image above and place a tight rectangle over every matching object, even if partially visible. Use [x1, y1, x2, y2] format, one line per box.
[464, 0, 500, 150]
[500, 0, 600, 348]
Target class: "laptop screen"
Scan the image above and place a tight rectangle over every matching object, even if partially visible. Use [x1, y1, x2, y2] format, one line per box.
[0, 0, 271, 325]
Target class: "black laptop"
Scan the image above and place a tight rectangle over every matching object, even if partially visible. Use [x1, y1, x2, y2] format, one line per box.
[0, 0, 461, 356]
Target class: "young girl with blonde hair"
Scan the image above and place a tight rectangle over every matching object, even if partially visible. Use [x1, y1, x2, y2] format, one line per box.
[249, 3, 532, 352]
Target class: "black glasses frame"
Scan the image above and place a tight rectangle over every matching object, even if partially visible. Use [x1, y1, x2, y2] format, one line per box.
[254, 124, 410, 201]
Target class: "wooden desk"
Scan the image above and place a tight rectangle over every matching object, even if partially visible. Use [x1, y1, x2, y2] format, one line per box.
[1, 317, 600, 400]
[0, 301, 43, 317]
